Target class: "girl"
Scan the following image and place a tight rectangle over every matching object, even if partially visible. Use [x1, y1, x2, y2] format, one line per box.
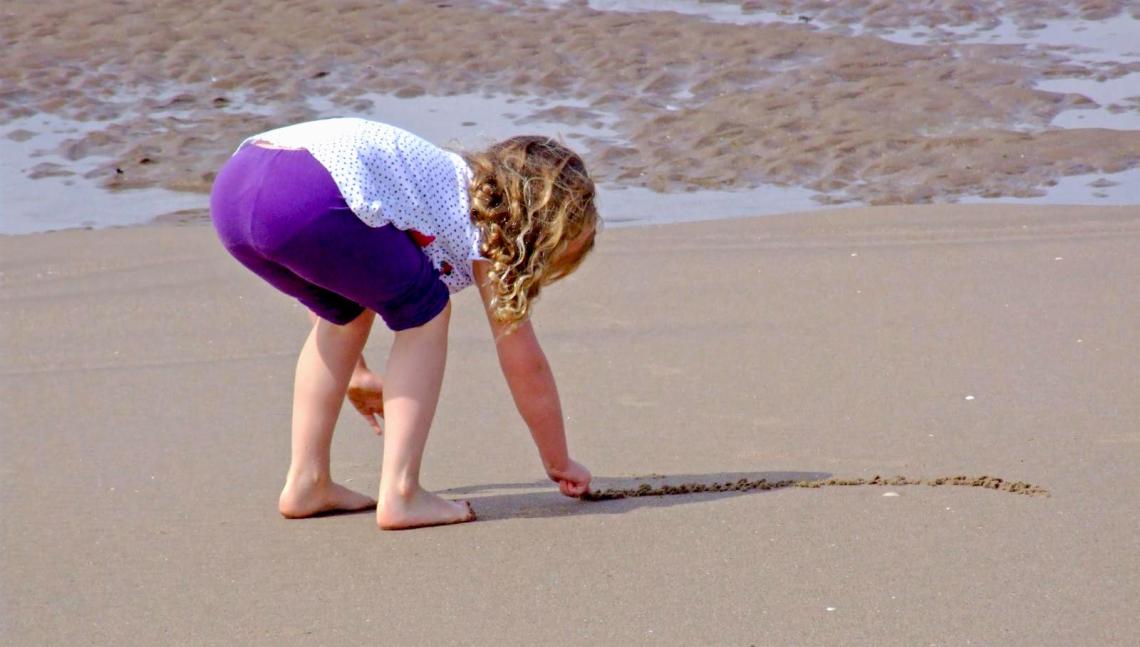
[210, 118, 598, 530]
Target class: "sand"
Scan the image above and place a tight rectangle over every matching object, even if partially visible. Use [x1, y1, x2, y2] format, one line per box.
[3, 0, 1140, 642]
[581, 474, 1052, 500]
[2, 203, 1138, 645]
[3, 0, 1139, 213]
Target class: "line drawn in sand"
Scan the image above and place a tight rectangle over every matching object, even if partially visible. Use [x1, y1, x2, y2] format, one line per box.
[582, 474, 1049, 500]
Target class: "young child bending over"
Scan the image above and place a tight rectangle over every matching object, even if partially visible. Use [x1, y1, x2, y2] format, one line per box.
[210, 118, 598, 529]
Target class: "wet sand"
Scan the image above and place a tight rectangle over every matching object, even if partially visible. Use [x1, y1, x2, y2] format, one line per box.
[3, 204, 1139, 645]
[3, 0, 1139, 225]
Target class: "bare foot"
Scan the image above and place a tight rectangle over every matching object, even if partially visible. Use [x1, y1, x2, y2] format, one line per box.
[347, 370, 384, 435]
[377, 487, 476, 530]
[279, 477, 377, 519]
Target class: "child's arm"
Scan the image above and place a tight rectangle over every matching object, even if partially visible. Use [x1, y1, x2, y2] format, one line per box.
[473, 261, 591, 497]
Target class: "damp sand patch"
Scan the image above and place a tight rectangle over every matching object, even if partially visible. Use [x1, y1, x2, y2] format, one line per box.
[7, 1, 1140, 230]
[582, 474, 1050, 501]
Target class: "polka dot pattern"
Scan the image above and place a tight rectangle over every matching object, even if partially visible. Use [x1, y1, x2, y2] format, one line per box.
[240, 118, 483, 293]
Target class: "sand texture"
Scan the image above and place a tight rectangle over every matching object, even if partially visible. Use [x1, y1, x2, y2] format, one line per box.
[2, 204, 1138, 645]
[3, 0, 1139, 210]
[581, 473, 1052, 500]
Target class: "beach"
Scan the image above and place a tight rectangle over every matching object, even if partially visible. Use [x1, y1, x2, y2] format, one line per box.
[4, 0, 1140, 644]
[3, 204, 1139, 644]
[4, 0, 1140, 233]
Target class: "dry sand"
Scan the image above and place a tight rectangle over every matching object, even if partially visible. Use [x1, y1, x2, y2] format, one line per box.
[3, 0, 1140, 643]
[3, 0, 1139, 210]
[3, 204, 1138, 645]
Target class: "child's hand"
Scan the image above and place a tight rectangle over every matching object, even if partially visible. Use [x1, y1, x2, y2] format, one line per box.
[346, 383, 384, 435]
[547, 459, 592, 498]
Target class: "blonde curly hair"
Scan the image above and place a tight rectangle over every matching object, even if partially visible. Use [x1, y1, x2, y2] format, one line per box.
[464, 136, 599, 327]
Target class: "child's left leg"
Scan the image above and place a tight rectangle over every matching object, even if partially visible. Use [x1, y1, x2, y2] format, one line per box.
[308, 309, 385, 434]
[278, 311, 378, 518]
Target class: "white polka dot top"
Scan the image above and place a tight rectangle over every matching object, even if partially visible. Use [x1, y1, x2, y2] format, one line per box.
[239, 118, 483, 294]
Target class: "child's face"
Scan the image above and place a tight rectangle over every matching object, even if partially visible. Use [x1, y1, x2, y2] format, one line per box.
[563, 224, 595, 261]
[548, 223, 597, 283]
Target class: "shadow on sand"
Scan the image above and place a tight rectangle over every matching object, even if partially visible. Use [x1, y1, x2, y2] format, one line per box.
[440, 470, 832, 523]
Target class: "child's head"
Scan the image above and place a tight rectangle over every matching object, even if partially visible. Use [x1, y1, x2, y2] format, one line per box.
[465, 136, 599, 326]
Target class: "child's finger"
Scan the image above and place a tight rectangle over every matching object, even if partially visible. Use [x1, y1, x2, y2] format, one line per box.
[362, 412, 383, 435]
[560, 480, 585, 497]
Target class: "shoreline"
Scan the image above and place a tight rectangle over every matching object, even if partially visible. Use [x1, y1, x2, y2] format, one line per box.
[4, 181, 1138, 238]
[4, 1, 1140, 234]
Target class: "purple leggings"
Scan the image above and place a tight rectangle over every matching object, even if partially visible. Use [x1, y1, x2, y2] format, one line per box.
[210, 145, 448, 330]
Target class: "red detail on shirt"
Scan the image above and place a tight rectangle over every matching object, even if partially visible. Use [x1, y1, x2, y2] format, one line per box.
[440, 261, 453, 276]
[407, 229, 435, 247]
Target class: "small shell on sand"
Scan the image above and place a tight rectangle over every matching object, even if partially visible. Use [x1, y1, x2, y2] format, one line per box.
[882, 491, 900, 497]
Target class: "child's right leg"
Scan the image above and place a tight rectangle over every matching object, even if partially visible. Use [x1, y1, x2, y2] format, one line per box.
[375, 303, 476, 530]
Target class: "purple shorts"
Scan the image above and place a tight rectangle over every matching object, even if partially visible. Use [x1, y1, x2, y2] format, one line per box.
[210, 144, 448, 330]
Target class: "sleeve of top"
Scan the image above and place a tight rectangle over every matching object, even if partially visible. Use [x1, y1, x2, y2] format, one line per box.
[468, 231, 486, 262]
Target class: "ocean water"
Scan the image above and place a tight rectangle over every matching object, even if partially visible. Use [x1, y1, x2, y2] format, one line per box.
[0, 113, 207, 235]
[1, 3, 1137, 235]
[1, 91, 826, 233]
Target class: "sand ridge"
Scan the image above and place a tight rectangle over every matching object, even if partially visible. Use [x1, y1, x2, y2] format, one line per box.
[582, 474, 1051, 500]
[3, 0, 1139, 214]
